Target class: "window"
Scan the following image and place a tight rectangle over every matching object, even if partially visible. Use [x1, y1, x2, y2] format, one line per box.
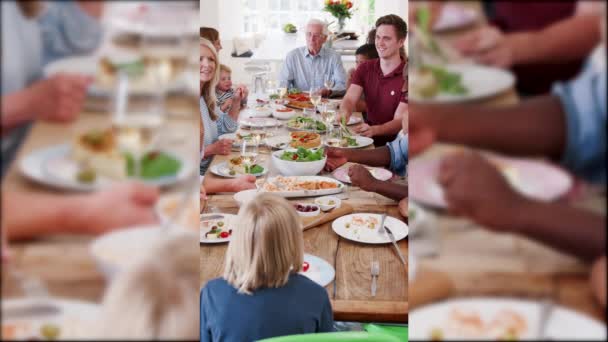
[241, 0, 376, 35]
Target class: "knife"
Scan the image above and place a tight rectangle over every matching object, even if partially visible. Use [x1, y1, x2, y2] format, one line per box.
[2, 303, 61, 320]
[384, 226, 407, 266]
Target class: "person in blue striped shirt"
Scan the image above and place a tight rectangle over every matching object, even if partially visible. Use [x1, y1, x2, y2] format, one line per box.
[279, 18, 347, 96]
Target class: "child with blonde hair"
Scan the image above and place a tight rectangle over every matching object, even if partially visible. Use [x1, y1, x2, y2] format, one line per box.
[200, 193, 334, 341]
[215, 64, 247, 112]
[95, 231, 199, 340]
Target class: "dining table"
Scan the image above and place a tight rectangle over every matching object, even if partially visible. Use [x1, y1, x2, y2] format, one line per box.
[200, 109, 409, 323]
[408, 0, 606, 326]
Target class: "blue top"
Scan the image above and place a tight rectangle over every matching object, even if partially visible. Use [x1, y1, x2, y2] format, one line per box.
[200, 274, 334, 342]
[1, 1, 103, 95]
[387, 134, 408, 177]
[552, 46, 606, 185]
[1, 1, 102, 177]
[279, 46, 347, 92]
[200, 96, 238, 175]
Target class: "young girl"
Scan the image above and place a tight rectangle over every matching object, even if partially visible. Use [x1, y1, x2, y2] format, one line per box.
[215, 64, 247, 112]
[95, 231, 199, 339]
[200, 193, 334, 341]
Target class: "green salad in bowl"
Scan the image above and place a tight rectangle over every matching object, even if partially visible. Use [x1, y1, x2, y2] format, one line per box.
[279, 147, 325, 162]
[272, 147, 327, 176]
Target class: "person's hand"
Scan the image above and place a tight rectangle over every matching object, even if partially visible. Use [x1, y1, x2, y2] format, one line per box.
[348, 164, 377, 192]
[206, 139, 233, 156]
[409, 104, 437, 156]
[453, 26, 515, 68]
[220, 98, 233, 112]
[398, 198, 408, 219]
[324, 147, 348, 171]
[590, 256, 607, 308]
[236, 84, 249, 101]
[353, 123, 375, 137]
[28, 73, 92, 123]
[230, 175, 257, 192]
[78, 182, 159, 235]
[1, 224, 10, 264]
[438, 151, 526, 231]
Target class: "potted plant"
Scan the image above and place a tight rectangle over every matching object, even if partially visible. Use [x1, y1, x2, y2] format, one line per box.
[323, 0, 354, 33]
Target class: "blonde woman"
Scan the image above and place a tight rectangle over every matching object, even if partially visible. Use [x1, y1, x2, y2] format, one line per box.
[200, 194, 334, 341]
[95, 231, 199, 339]
[200, 38, 246, 174]
[200, 38, 255, 192]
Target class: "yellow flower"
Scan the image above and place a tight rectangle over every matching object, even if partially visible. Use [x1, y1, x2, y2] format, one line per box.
[325, 0, 331, 5]
[341, 0, 348, 5]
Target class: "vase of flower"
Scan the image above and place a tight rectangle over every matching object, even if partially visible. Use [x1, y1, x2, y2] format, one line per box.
[324, 0, 354, 33]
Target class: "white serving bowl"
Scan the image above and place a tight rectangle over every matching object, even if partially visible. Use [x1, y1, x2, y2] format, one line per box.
[272, 106, 297, 120]
[271, 149, 326, 176]
[293, 203, 320, 217]
[233, 189, 259, 206]
[314, 196, 341, 211]
[90, 225, 196, 280]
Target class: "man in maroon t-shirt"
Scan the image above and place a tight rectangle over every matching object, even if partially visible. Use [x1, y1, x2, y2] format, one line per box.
[339, 14, 407, 147]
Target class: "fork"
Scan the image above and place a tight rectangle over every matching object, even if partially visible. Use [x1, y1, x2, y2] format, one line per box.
[537, 299, 554, 339]
[371, 261, 380, 297]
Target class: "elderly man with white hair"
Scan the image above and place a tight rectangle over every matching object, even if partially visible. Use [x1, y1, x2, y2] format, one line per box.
[279, 18, 346, 96]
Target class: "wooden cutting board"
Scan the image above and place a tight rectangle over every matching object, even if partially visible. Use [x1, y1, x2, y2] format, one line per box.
[300, 203, 354, 230]
[409, 268, 454, 310]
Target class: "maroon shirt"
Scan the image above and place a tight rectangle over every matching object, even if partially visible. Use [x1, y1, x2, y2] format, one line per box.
[351, 58, 405, 146]
[490, 1, 583, 95]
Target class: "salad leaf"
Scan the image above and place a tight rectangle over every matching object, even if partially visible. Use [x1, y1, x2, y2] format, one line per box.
[279, 147, 325, 162]
[249, 164, 264, 174]
[421, 65, 468, 95]
[125, 151, 181, 179]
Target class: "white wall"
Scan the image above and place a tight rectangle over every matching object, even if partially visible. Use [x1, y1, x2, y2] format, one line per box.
[200, 0, 219, 28]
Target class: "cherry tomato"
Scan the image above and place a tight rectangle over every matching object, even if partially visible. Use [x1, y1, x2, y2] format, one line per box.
[302, 261, 310, 272]
[219, 231, 230, 239]
[292, 154, 298, 160]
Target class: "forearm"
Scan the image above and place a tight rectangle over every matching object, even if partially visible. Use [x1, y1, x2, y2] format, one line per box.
[514, 200, 606, 262]
[510, 14, 601, 65]
[432, 95, 566, 159]
[75, 1, 104, 19]
[354, 99, 367, 113]
[226, 102, 240, 121]
[372, 118, 402, 137]
[1, 91, 36, 132]
[203, 177, 237, 194]
[341, 97, 356, 121]
[344, 146, 392, 167]
[367, 180, 408, 201]
[2, 191, 86, 240]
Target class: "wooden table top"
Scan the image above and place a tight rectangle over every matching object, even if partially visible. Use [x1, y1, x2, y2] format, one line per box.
[1, 95, 199, 304]
[200, 112, 409, 323]
[409, 1, 606, 324]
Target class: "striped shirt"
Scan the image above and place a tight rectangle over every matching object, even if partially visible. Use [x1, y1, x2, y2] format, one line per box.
[200, 96, 238, 175]
[279, 46, 346, 92]
[215, 88, 234, 108]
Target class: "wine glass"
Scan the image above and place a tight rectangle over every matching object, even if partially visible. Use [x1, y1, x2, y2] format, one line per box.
[324, 76, 335, 98]
[309, 86, 322, 113]
[320, 107, 337, 145]
[277, 86, 288, 101]
[112, 72, 165, 179]
[240, 139, 258, 175]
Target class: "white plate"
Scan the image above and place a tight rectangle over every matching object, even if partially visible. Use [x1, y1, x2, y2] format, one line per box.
[209, 161, 268, 178]
[21, 144, 192, 192]
[90, 225, 195, 279]
[43, 55, 190, 97]
[243, 106, 273, 118]
[332, 214, 408, 244]
[257, 176, 345, 198]
[219, 131, 268, 148]
[233, 189, 260, 206]
[408, 201, 434, 238]
[239, 117, 281, 128]
[410, 64, 515, 104]
[1, 297, 100, 340]
[433, 3, 478, 32]
[300, 254, 335, 288]
[200, 213, 237, 244]
[332, 166, 393, 184]
[324, 135, 374, 149]
[155, 193, 199, 231]
[265, 135, 292, 150]
[410, 297, 607, 340]
[409, 153, 573, 208]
